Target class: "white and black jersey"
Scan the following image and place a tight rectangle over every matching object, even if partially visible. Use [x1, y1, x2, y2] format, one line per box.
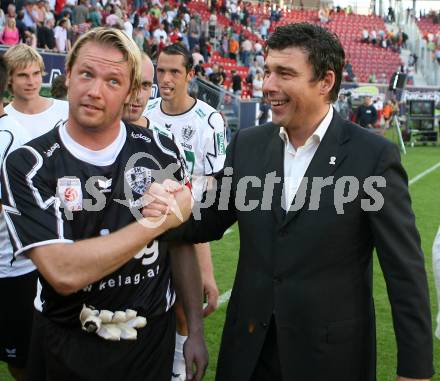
[1, 121, 187, 326]
[145, 98, 227, 201]
[0, 114, 33, 278]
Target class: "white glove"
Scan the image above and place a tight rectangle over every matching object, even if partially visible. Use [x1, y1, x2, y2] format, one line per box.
[79, 305, 147, 341]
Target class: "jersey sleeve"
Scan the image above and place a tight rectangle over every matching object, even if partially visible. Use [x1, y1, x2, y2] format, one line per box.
[204, 111, 227, 176]
[152, 129, 190, 187]
[0, 125, 30, 200]
[0, 146, 73, 258]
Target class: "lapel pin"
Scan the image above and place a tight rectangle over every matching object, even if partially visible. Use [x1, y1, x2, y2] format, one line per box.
[329, 156, 336, 165]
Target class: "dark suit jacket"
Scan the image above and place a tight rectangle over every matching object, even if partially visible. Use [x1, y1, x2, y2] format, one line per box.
[170, 111, 434, 381]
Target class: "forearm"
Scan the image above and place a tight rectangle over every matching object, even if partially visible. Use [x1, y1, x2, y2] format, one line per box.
[170, 243, 204, 335]
[195, 242, 214, 282]
[29, 217, 168, 295]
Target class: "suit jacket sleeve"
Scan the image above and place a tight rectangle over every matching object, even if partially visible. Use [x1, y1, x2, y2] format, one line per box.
[162, 130, 239, 243]
[367, 143, 434, 378]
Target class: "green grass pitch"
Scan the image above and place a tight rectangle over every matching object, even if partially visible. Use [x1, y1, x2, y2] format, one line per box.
[1, 144, 439, 381]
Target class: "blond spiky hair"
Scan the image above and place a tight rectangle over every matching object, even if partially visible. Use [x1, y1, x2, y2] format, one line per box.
[66, 27, 142, 101]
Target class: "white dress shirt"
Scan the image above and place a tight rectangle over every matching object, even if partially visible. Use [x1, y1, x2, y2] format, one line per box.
[279, 106, 333, 211]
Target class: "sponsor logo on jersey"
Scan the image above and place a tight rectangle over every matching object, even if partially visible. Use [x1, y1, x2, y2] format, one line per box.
[57, 177, 83, 211]
[216, 132, 226, 155]
[165, 123, 172, 130]
[45, 142, 60, 157]
[96, 178, 112, 193]
[131, 131, 151, 143]
[181, 142, 193, 150]
[195, 108, 206, 118]
[125, 166, 152, 195]
[182, 125, 196, 142]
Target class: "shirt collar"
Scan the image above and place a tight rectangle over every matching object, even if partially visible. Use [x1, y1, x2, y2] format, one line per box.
[279, 105, 333, 148]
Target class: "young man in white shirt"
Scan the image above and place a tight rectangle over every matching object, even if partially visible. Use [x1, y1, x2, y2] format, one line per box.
[4, 44, 69, 140]
[0, 53, 34, 381]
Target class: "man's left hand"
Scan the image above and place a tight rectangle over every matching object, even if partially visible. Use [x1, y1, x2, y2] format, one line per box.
[184, 332, 208, 381]
[202, 275, 219, 317]
[396, 377, 431, 381]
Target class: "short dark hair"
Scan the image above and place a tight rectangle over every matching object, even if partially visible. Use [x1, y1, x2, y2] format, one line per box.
[51, 74, 67, 100]
[267, 23, 345, 102]
[0, 54, 8, 96]
[160, 44, 193, 73]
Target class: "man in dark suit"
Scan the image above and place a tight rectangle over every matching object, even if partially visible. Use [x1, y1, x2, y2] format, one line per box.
[144, 23, 434, 381]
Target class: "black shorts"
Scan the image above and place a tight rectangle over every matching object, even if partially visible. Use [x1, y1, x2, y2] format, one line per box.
[27, 309, 176, 381]
[0, 270, 38, 368]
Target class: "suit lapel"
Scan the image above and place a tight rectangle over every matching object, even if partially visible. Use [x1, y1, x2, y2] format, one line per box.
[281, 112, 350, 228]
[262, 125, 285, 226]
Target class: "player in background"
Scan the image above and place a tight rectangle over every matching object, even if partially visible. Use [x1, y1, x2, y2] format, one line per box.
[123, 53, 154, 128]
[144, 44, 227, 381]
[4, 44, 69, 139]
[0, 54, 34, 381]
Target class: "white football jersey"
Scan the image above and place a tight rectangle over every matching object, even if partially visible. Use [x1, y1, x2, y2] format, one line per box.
[0, 114, 34, 277]
[5, 98, 69, 140]
[144, 98, 227, 200]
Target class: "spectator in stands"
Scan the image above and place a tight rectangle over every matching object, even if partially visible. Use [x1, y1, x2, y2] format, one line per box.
[356, 95, 378, 128]
[153, 22, 167, 43]
[252, 70, 263, 98]
[51, 74, 67, 100]
[54, 18, 69, 52]
[231, 69, 241, 95]
[194, 59, 206, 80]
[34, 0, 46, 25]
[6, 3, 16, 20]
[23, 1, 38, 32]
[208, 9, 216, 39]
[16, 10, 26, 42]
[0, 8, 7, 34]
[106, 6, 122, 27]
[37, 17, 55, 50]
[240, 37, 252, 67]
[24, 26, 37, 48]
[1, 17, 20, 46]
[208, 63, 222, 86]
[343, 59, 356, 82]
[229, 36, 239, 61]
[370, 29, 377, 45]
[192, 46, 204, 65]
[72, 0, 89, 25]
[361, 27, 369, 43]
[187, 16, 200, 51]
[88, 5, 101, 28]
[318, 5, 329, 23]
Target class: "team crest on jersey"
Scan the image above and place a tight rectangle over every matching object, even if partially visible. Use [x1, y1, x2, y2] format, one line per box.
[182, 125, 196, 142]
[125, 166, 152, 195]
[57, 177, 83, 211]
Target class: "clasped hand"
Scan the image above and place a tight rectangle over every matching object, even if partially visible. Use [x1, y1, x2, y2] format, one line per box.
[142, 180, 192, 227]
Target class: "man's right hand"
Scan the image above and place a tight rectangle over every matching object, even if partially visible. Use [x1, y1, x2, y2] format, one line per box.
[143, 180, 193, 229]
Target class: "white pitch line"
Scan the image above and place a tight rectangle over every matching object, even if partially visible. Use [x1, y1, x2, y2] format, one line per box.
[224, 228, 233, 235]
[217, 161, 440, 308]
[218, 289, 232, 306]
[409, 161, 440, 186]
